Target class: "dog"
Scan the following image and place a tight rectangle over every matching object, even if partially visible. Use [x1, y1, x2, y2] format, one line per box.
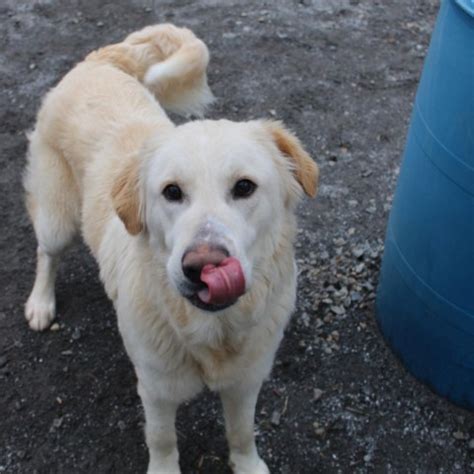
[23, 24, 319, 474]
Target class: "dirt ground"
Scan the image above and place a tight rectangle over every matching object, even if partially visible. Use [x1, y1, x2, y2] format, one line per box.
[2, 0, 473, 473]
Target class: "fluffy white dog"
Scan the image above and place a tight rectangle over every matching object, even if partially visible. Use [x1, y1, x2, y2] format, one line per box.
[23, 24, 319, 474]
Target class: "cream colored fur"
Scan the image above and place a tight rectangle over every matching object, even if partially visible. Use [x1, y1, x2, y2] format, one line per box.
[23, 24, 319, 474]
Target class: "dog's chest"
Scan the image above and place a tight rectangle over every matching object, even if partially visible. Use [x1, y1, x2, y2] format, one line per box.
[188, 337, 246, 388]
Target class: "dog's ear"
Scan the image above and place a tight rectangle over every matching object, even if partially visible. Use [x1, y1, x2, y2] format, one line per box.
[111, 159, 144, 235]
[263, 121, 319, 198]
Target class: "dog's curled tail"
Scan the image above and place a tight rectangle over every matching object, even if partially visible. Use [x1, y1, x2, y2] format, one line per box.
[87, 24, 215, 117]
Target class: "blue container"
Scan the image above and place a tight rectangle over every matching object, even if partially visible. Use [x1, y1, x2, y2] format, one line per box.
[376, 0, 474, 409]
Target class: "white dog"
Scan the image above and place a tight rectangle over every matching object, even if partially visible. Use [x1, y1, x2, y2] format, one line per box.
[23, 24, 319, 474]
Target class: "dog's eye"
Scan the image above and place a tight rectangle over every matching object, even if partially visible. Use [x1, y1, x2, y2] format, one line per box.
[163, 184, 183, 202]
[232, 179, 257, 199]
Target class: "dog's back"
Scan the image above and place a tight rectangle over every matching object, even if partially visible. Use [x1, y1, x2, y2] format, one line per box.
[23, 24, 213, 330]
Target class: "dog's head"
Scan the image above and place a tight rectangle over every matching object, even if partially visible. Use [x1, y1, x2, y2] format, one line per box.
[111, 120, 318, 312]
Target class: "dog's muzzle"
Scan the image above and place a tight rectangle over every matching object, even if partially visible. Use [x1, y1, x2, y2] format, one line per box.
[180, 244, 246, 312]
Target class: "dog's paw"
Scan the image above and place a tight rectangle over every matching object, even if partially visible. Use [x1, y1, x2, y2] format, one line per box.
[147, 465, 181, 474]
[230, 455, 270, 474]
[25, 295, 55, 331]
[147, 452, 181, 474]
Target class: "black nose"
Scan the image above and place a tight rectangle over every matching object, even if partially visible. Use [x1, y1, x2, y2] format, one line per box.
[182, 245, 229, 284]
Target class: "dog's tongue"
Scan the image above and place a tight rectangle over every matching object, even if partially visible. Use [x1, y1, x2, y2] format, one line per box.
[198, 257, 245, 306]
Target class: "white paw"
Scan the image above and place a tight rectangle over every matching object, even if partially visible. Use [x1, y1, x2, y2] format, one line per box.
[25, 295, 55, 331]
[231, 455, 270, 474]
[147, 453, 181, 474]
[147, 465, 181, 474]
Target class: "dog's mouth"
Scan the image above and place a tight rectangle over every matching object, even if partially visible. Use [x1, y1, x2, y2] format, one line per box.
[181, 257, 246, 313]
[186, 292, 237, 312]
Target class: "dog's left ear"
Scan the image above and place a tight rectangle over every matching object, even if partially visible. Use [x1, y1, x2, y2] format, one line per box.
[111, 159, 144, 235]
[263, 121, 319, 198]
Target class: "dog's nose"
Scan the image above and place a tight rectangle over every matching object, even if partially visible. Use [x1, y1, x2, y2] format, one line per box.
[182, 245, 229, 284]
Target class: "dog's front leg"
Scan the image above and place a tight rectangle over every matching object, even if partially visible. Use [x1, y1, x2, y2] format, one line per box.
[220, 382, 270, 474]
[138, 383, 181, 474]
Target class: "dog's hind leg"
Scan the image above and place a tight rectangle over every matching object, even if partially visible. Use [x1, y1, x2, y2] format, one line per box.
[23, 133, 80, 331]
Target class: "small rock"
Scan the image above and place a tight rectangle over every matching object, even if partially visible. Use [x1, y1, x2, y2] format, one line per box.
[351, 291, 362, 302]
[72, 328, 81, 340]
[271, 410, 281, 426]
[52, 417, 63, 429]
[333, 237, 345, 247]
[366, 205, 377, 214]
[352, 246, 365, 259]
[354, 262, 365, 274]
[0, 355, 8, 368]
[117, 420, 126, 431]
[453, 431, 469, 440]
[50, 323, 60, 332]
[330, 305, 345, 316]
[313, 388, 324, 401]
[313, 422, 325, 437]
[468, 439, 474, 450]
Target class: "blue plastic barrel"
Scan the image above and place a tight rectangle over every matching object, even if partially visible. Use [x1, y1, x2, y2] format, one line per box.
[376, 0, 474, 409]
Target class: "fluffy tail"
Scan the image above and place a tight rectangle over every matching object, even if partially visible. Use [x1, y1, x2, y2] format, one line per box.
[86, 24, 215, 117]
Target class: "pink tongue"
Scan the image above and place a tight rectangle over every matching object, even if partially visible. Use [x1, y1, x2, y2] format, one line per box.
[198, 257, 246, 305]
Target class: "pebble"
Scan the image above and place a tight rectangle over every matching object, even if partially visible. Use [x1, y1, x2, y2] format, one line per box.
[0, 355, 8, 368]
[354, 262, 365, 274]
[72, 328, 81, 340]
[271, 410, 281, 426]
[313, 388, 324, 401]
[468, 439, 474, 450]
[352, 246, 365, 258]
[330, 305, 345, 316]
[452, 431, 469, 441]
[313, 422, 325, 437]
[50, 323, 60, 332]
[52, 417, 63, 429]
[351, 291, 362, 302]
[366, 205, 377, 214]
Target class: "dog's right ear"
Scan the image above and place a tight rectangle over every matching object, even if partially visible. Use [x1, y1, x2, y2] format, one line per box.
[111, 159, 144, 235]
